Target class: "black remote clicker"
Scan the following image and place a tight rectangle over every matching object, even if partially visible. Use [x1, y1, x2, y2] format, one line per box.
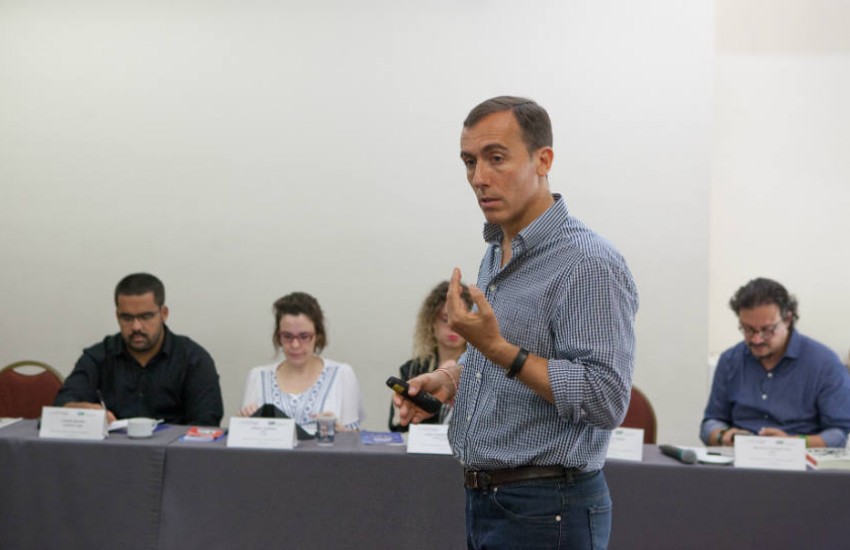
[385, 376, 443, 415]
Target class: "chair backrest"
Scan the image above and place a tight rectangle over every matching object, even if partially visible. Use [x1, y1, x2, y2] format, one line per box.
[620, 386, 657, 444]
[0, 360, 64, 419]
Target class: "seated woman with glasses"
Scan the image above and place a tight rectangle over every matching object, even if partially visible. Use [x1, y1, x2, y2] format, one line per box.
[388, 281, 473, 432]
[238, 292, 364, 434]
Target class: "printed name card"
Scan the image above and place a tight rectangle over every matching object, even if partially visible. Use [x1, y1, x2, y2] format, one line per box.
[226, 417, 297, 450]
[407, 424, 452, 455]
[605, 427, 644, 461]
[734, 435, 806, 471]
[39, 406, 107, 440]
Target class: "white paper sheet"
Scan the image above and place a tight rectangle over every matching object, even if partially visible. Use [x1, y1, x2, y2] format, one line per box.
[0, 417, 23, 430]
[689, 446, 734, 465]
[407, 424, 452, 454]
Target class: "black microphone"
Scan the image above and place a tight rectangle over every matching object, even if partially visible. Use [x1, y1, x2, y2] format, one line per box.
[659, 444, 697, 464]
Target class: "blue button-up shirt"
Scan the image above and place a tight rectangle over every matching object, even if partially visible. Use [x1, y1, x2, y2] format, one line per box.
[448, 195, 639, 471]
[701, 330, 850, 447]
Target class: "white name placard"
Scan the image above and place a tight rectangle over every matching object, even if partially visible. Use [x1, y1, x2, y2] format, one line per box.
[39, 406, 106, 440]
[407, 424, 452, 455]
[605, 427, 644, 461]
[734, 435, 806, 471]
[226, 417, 297, 450]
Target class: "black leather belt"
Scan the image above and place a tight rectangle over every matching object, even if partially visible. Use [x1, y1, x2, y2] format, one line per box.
[463, 465, 579, 491]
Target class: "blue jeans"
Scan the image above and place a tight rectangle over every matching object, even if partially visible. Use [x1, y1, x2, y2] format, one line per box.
[466, 469, 611, 550]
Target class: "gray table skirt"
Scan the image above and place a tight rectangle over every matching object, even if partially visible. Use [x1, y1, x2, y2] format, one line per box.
[4, 421, 850, 550]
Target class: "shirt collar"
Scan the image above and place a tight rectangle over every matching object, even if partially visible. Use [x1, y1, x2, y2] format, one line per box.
[783, 328, 802, 360]
[482, 193, 568, 250]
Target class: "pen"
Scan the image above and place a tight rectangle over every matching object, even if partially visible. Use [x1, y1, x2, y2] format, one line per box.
[96, 389, 107, 412]
[96, 389, 111, 433]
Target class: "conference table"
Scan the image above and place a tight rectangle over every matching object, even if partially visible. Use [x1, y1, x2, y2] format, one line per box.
[0, 418, 184, 549]
[2, 420, 850, 550]
[605, 446, 850, 549]
[158, 432, 465, 549]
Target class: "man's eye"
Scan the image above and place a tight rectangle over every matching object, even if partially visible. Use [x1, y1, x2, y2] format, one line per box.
[491, 155, 504, 163]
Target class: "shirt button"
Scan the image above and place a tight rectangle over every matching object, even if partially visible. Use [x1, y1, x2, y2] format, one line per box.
[488, 284, 496, 292]
[767, 372, 774, 378]
[761, 394, 768, 400]
[764, 415, 769, 419]
[475, 372, 482, 380]
[467, 415, 472, 421]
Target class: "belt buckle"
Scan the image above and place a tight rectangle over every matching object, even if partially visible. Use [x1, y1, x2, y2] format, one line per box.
[464, 470, 491, 490]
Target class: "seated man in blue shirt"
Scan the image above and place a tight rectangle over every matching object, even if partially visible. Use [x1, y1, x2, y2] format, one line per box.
[54, 273, 224, 426]
[701, 277, 850, 448]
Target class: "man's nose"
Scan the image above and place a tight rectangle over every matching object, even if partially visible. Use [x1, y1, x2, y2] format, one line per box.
[131, 317, 144, 330]
[471, 163, 488, 188]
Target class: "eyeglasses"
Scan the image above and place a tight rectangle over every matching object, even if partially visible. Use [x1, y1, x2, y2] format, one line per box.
[117, 311, 160, 324]
[279, 332, 315, 344]
[738, 319, 785, 339]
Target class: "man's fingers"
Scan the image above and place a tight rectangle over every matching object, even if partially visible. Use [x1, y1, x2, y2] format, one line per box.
[393, 373, 443, 426]
[446, 268, 464, 314]
[395, 395, 424, 426]
[467, 284, 492, 315]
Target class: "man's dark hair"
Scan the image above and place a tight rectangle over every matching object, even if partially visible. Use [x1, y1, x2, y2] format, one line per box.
[729, 277, 799, 328]
[463, 96, 553, 154]
[114, 273, 165, 306]
[272, 292, 328, 353]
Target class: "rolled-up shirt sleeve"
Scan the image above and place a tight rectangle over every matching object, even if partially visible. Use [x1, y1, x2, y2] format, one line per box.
[700, 354, 734, 444]
[814, 362, 850, 447]
[549, 257, 639, 430]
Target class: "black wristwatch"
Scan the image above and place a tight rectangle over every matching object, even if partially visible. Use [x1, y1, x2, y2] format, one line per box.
[506, 348, 529, 379]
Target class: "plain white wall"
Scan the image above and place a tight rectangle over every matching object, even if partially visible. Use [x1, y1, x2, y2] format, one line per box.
[0, 1, 713, 444]
[711, 0, 850, 364]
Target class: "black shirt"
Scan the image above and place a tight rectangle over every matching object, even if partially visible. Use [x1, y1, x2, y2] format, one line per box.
[54, 326, 224, 426]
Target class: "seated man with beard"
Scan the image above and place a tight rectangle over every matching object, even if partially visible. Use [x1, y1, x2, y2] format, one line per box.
[54, 273, 223, 426]
[701, 277, 850, 448]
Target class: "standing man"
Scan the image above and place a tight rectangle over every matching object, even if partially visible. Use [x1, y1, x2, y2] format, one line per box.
[701, 277, 850, 448]
[396, 97, 639, 549]
[55, 273, 224, 426]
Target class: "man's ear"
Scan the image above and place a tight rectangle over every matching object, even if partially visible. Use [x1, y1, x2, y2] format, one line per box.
[535, 147, 554, 176]
[161, 305, 169, 323]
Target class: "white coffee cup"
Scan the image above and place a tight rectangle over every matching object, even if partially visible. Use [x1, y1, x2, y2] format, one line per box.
[127, 417, 158, 438]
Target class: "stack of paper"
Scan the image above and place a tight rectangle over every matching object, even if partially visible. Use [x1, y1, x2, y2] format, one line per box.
[806, 448, 850, 470]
